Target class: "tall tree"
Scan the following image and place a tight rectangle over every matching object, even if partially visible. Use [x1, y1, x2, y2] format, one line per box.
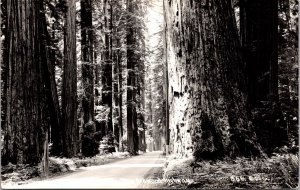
[2, 0, 50, 165]
[164, 0, 263, 159]
[163, 1, 170, 155]
[81, 0, 94, 124]
[117, 46, 124, 151]
[111, 0, 126, 151]
[43, 0, 64, 157]
[126, 0, 137, 155]
[80, 0, 98, 156]
[62, 0, 78, 157]
[100, 0, 113, 135]
[278, 0, 298, 147]
[240, 0, 287, 153]
[240, 0, 278, 107]
[1, 0, 7, 136]
[111, 0, 119, 150]
[126, 0, 147, 154]
[134, 2, 147, 152]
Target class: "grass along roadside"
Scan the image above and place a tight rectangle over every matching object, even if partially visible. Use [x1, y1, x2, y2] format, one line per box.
[160, 153, 299, 189]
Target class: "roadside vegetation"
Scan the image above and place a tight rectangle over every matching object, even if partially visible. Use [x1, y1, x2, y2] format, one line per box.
[1, 152, 130, 187]
[161, 151, 299, 189]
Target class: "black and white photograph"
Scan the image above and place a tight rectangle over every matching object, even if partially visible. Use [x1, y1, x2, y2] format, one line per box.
[0, 0, 299, 189]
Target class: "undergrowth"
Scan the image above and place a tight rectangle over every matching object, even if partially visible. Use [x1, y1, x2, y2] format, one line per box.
[162, 153, 299, 189]
[1, 152, 130, 186]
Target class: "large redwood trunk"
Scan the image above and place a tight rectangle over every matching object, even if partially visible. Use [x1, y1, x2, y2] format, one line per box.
[81, 0, 94, 124]
[164, 0, 263, 159]
[2, 0, 50, 165]
[126, 0, 137, 155]
[62, 0, 78, 158]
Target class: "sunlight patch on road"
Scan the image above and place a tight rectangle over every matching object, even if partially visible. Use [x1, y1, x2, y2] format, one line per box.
[100, 163, 164, 168]
[129, 158, 166, 161]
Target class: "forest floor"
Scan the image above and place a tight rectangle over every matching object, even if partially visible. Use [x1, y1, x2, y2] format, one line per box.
[1, 152, 130, 187]
[160, 152, 299, 189]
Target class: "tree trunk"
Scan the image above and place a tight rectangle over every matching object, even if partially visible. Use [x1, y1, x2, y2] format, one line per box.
[126, 0, 136, 155]
[100, 0, 113, 136]
[163, 0, 170, 155]
[41, 129, 49, 178]
[240, 0, 287, 153]
[1, 0, 7, 140]
[62, 0, 78, 158]
[117, 48, 124, 151]
[81, 0, 94, 124]
[164, 0, 263, 159]
[41, 7, 63, 157]
[113, 16, 124, 151]
[240, 0, 279, 106]
[111, 1, 120, 151]
[2, 0, 50, 165]
[80, 0, 95, 155]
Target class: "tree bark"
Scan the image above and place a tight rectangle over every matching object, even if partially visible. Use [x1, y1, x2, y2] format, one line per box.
[99, 0, 113, 136]
[62, 0, 78, 158]
[164, 0, 263, 159]
[2, 0, 50, 165]
[117, 48, 124, 151]
[80, 0, 95, 155]
[81, 0, 94, 124]
[1, 0, 7, 138]
[163, 0, 170, 155]
[40, 6, 63, 157]
[126, 0, 136, 155]
[111, 1, 120, 151]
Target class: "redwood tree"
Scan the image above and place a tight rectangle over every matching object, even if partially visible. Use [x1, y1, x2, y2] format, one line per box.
[240, 0, 288, 153]
[61, 0, 78, 157]
[101, 0, 113, 135]
[81, 0, 94, 124]
[2, 0, 50, 165]
[126, 0, 136, 155]
[164, 0, 263, 159]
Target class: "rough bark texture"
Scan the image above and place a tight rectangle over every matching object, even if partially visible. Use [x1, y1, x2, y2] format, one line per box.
[62, 0, 78, 158]
[111, 1, 126, 151]
[163, 3, 170, 154]
[2, 0, 49, 165]
[164, 0, 263, 159]
[81, 0, 96, 156]
[0, 0, 6, 135]
[101, 0, 113, 135]
[116, 36, 124, 151]
[126, 0, 138, 155]
[136, 47, 145, 152]
[81, 0, 94, 124]
[111, 1, 121, 150]
[42, 5, 63, 157]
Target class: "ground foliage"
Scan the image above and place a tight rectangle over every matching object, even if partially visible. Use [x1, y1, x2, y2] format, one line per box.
[162, 152, 299, 189]
[1, 152, 130, 186]
[81, 121, 100, 157]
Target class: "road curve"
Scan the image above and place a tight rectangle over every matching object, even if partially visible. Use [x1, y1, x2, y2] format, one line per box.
[3, 151, 165, 189]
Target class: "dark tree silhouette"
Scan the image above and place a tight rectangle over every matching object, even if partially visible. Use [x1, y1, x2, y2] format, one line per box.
[61, 0, 78, 157]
